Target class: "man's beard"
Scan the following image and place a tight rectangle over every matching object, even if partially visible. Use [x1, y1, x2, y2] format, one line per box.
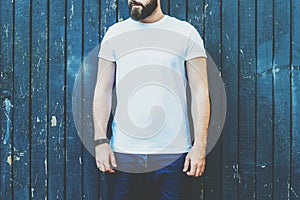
[128, 0, 158, 21]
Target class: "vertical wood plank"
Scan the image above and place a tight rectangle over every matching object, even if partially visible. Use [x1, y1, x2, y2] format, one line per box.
[30, 0, 48, 199]
[13, 0, 31, 198]
[273, 0, 291, 199]
[256, 0, 273, 199]
[101, 0, 117, 40]
[161, 0, 169, 15]
[82, 0, 100, 199]
[169, 0, 186, 21]
[187, 1, 205, 199]
[221, 0, 239, 199]
[291, 0, 300, 199]
[48, 0, 66, 198]
[0, 0, 14, 199]
[203, 1, 222, 199]
[187, 0, 204, 36]
[65, 0, 83, 199]
[118, 0, 130, 21]
[99, 1, 117, 199]
[238, 0, 256, 198]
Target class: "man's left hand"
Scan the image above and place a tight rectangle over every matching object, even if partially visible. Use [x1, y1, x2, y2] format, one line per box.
[183, 146, 206, 177]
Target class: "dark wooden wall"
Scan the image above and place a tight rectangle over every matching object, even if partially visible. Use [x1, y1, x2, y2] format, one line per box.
[1, 0, 299, 199]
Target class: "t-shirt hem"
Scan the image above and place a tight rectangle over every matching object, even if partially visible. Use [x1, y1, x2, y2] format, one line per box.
[186, 54, 207, 61]
[111, 146, 191, 154]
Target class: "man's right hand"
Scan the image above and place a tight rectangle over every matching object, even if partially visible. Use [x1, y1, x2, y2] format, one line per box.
[95, 144, 117, 173]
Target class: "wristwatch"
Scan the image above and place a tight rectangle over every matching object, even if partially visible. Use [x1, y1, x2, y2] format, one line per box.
[94, 138, 110, 147]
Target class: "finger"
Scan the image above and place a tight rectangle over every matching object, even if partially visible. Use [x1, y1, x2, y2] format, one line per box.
[110, 153, 117, 168]
[105, 165, 115, 173]
[96, 160, 101, 169]
[195, 166, 202, 177]
[202, 159, 206, 170]
[107, 168, 116, 173]
[104, 163, 115, 173]
[183, 156, 190, 172]
[200, 162, 206, 174]
[187, 163, 197, 176]
[99, 163, 106, 172]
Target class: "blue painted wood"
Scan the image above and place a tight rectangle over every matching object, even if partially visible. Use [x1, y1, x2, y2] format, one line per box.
[82, 0, 100, 199]
[221, 0, 239, 199]
[187, 0, 204, 36]
[13, 0, 31, 198]
[30, 0, 48, 199]
[169, 0, 186, 21]
[273, 0, 292, 199]
[256, 0, 273, 199]
[118, 0, 130, 21]
[65, 0, 83, 199]
[0, 0, 13, 199]
[291, 1, 300, 199]
[100, 0, 117, 40]
[203, 1, 222, 199]
[238, 0, 256, 198]
[48, 0, 66, 198]
[161, 0, 169, 14]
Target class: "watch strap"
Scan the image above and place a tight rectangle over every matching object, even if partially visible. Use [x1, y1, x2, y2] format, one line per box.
[94, 138, 110, 147]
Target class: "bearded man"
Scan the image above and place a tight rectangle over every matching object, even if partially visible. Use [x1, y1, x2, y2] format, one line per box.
[93, 0, 210, 199]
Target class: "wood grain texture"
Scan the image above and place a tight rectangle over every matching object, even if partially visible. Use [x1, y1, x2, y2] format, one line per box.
[291, 1, 300, 199]
[48, 0, 66, 198]
[0, 0, 14, 199]
[65, 0, 83, 199]
[221, 0, 239, 199]
[169, 0, 186, 21]
[30, 0, 48, 199]
[256, 0, 273, 199]
[238, 0, 256, 198]
[273, 0, 291, 199]
[13, 0, 31, 198]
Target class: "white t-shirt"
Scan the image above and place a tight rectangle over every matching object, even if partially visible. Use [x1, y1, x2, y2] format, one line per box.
[98, 15, 206, 154]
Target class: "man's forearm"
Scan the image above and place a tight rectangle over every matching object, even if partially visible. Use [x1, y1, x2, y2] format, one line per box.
[93, 59, 115, 140]
[93, 86, 112, 140]
[191, 91, 210, 156]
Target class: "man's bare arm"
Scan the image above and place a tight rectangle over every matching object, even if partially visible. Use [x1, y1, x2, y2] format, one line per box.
[93, 58, 117, 173]
[183, 57, 210, 177]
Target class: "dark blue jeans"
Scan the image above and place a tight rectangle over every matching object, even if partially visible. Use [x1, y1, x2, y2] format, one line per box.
[105, 152, 193, 200]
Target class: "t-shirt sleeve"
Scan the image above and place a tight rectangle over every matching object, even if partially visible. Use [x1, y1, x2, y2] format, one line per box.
[185, 26, 207, 60]
[98, 28, 116, 61]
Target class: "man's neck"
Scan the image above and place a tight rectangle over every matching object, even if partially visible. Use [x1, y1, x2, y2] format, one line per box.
[139, 8, 164, 23]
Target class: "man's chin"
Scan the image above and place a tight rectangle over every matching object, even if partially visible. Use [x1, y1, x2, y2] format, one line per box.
[130, 11, 144, 21]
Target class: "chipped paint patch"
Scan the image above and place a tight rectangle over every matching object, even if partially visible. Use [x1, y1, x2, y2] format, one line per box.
[51, 116, 57, 127]
[233, 164, 241, 183]
[288, 182, 299, 198]
[7, 155, 12, 166]
[6, 154, 21, 166]
[3, 98, 13, 145]
[31, 187, 35, 198]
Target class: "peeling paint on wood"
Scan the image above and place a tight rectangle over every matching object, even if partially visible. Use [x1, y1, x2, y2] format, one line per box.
[51, 116, 57, 127]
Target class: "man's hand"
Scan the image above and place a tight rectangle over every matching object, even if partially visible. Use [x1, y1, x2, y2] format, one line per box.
[95, 144, 117, 173]
[183, 145, 206, 177]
